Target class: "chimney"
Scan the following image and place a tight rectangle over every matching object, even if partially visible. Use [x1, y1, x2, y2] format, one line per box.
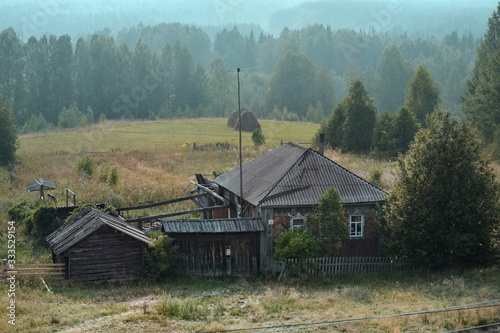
[319, 133, 325, 155]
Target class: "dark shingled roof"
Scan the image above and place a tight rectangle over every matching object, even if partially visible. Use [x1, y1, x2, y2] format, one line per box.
[46, 207, 152, 256]
[162, 218, 264, 233]
[213, 142, 386, 207]
[214, 142, 308, 206]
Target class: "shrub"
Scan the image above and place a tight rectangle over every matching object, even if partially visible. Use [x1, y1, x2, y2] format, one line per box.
[8, 200, 39, 224]
[77, 156, 97, 177]
[147, 235, 184, 280]
[252, 129, 265, 147]
[31, 207, 63, 246]
[368, 166, 383, 188]
[20, 113, 54, 134]
[109, 166, 119, 186]
[58, 103, 82, 128]
[273, 227, 321, 261]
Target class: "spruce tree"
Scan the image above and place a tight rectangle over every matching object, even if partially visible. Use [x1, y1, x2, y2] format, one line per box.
[342, 79, 377, 153]
[463, 3, 500, 151]
[383, 109, 500, 267]
[405, 64, 440, 126]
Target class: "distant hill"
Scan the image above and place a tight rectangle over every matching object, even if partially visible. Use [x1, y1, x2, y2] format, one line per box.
[269, 1, 498, 38]
[0, 0, 497, 40]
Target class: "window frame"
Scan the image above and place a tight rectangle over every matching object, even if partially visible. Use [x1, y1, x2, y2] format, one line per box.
[349, 214, 364, 238]
[289, 213, 307, 230]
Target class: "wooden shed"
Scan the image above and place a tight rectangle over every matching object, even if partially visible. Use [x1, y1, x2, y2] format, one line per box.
[162, 218, 263, 277]
[46, 207, 152, 282]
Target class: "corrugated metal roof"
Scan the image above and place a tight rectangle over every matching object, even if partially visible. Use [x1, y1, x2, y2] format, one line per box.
[162, 218, 264, 233]
[213, 143, 308, 206]
[261, 149, 386, 207]
[46, 207, 152, 255]
[213, 142, 386, 208]
[29, 178, 56, 192]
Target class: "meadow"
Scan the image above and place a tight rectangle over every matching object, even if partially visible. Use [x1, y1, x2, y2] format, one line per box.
[0, 118, 499, 332]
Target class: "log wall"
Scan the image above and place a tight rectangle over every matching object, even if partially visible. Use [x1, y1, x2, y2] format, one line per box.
[66, 225, 146, 281]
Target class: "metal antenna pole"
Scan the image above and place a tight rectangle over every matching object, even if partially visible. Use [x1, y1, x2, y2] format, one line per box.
[237, 68, 243, 214]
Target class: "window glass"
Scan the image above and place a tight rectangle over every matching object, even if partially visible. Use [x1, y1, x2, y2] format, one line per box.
[349, 214, 363, 237]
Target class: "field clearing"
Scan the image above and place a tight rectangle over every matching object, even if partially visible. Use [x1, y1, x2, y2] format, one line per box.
[17, 118, 318, 154]
[4, 118, 401, 220]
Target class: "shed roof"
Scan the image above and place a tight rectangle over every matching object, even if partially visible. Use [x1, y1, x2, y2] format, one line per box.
[46, 207, 152, 255]
[213, 142, 386, 207]
[162, 218, 264, 233]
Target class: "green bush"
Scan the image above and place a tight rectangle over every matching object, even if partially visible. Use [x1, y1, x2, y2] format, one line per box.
[273, 227, 321, 261]
[368, 166, 383, 188]
[8, 200, 39, 224]
[58, 103, 82, 128]
[147, 235, 184, 280]
[251, 129, 265, 147]
[31, 207, 63, 246]
[77, 156, 97, 177]
[109, 166, 119, 186]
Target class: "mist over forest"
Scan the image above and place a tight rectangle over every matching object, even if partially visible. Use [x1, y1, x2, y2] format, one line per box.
[0, 0, 499, 158]
[1, 0, 497, 40]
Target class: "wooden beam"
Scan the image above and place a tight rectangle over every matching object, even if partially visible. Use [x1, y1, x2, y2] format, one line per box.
[183, 189, 203, 208]
[126, 204, 231, 223]
[189, 180, 228, 204]
[117, 193, 207, 212]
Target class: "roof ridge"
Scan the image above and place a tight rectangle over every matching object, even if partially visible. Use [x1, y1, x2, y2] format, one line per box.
[258, 147, 309, 205]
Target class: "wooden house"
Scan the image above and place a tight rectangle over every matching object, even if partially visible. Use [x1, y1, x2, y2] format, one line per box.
[212, 142, 386, 268]
[162, 218, 263, 276]
[46, 207, 152, 282]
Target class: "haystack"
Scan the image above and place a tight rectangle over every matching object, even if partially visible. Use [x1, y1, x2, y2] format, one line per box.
[227, 108, 261, 132]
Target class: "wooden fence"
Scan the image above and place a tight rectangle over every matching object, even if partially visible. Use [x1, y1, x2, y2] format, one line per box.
[1, 262, 66, 279]
[274, 257, 413, 276]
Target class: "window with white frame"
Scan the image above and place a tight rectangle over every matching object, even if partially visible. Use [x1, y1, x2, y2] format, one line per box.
[290, 214, 306, 229]
[349, 214, 364, 238]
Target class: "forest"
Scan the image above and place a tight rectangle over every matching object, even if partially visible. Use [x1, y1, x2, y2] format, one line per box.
[1, 1, 499, 159]
[0, 23, 476, 125]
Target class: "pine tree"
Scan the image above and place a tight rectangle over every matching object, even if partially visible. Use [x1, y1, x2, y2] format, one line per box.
[0, 95, 18, 167]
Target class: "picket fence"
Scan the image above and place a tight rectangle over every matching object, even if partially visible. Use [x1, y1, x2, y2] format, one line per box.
[275, 257, 413, 276]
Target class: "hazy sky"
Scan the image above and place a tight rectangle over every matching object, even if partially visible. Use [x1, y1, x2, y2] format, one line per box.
[1, 0, 498, 39]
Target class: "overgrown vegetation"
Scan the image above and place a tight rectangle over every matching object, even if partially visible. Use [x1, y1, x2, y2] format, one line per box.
[76, 155, 97, 177]
[147, 235, 184, 280]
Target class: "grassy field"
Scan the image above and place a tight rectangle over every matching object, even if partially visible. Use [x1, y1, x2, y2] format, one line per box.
[1, 268, 499, 332]
[1, 118, 499, 332]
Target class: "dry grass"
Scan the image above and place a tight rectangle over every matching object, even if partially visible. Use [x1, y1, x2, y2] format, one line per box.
[0, 268, 498, 332]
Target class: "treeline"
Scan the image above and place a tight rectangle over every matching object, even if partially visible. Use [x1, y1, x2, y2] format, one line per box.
[0, 23, 477, 135]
